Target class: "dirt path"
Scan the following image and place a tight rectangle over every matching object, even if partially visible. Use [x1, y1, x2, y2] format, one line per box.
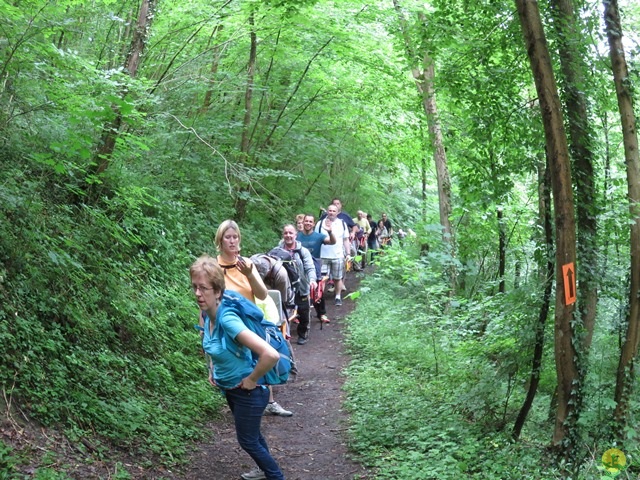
[179, 270, 371, 480]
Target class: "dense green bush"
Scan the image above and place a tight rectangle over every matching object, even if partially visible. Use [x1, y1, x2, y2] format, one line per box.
[0, 152, 223, 463]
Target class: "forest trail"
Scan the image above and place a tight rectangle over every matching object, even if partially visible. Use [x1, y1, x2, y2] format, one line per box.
[175, 269, 372, 480]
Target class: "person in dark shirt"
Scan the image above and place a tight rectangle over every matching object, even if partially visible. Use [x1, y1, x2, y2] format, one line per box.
[367, 213, 378, 261]
[379, 213, 393, 247]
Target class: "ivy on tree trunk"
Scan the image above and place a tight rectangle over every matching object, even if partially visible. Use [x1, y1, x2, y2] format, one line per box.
[515, 0, 579, 457]
[604, 0, 640, 436]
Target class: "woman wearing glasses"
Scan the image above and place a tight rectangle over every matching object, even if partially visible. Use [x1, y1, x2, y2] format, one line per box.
[191, 255, 285, 480]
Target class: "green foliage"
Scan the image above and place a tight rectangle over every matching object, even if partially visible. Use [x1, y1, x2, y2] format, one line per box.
[342, 248, 637, 478]
[30, 469, 73, 480]
[347, 259, 528, 477]
[0, 441, 17, 480]
[0, 151, 223, 465]
[1, 0, 639, 476]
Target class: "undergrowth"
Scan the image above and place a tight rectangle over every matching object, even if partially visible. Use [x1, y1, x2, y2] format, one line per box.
[342, 244, 638, 479]
[0, 168, 234, 476]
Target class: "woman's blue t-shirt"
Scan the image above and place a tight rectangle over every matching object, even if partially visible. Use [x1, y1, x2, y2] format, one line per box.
[201, 302, 253, 390]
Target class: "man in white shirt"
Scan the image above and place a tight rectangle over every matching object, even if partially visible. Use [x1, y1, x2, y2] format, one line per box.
[315, 204, 350, 306]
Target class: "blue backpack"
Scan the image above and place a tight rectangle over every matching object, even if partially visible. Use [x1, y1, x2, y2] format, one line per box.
[205, 291, 292, 385]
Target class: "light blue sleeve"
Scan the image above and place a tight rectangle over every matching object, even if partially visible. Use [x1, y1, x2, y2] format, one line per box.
[219, 310, 249, 345]
[206, 310, 254, 390]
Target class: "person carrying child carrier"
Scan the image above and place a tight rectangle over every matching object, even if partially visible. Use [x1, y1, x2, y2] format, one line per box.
[278, 224, 317, 345]
[213, 219, 292, 420]
[190, 255, 285, 480]
[250, 252, 299, 370]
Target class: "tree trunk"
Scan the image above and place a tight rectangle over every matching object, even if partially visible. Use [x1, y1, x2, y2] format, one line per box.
[200, 21, 228, 113]
[549, 0, 599, 355]
[421, 54, 453, 244]
[498, 207, 506, 294]
[392, 1, 453, 245]
[420, 120, 428, 222]
[513, 157, 553, 439]
[234, 12, 257, 222]
[94, 0, 154, 175]
[514, 0, 578, 453]
[604, 0, 640, 433]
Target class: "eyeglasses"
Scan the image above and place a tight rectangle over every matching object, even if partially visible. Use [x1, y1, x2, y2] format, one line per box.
[191, 284, 215, 294]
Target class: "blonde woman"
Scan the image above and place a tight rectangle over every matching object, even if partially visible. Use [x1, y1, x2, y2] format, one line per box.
[212, 220, 293, 418]
[215, 220, 267, 302]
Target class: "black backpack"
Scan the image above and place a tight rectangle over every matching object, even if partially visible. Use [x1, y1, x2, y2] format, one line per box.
[267, 247, 301, 292]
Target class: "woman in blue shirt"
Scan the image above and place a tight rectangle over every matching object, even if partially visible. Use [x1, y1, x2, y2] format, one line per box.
[190, 255, 285, 480]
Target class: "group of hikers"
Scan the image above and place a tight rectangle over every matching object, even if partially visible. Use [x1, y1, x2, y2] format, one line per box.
[189, 198, 395, 480]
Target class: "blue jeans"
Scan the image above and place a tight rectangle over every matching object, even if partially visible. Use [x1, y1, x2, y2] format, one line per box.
[225, 386, 285, 480]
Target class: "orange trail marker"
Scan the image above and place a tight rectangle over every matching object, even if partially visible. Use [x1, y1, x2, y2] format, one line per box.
[562, 262, 576, 305]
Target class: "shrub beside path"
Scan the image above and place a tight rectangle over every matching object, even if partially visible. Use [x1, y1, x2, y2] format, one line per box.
[178, 270, 372, 480]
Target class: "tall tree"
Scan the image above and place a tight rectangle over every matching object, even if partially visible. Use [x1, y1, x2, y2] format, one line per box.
[513, 157, 554, 439]
[549, 0, 599, 355]
[604, 0, 640, 434]
[392, 1, 453, 246]
[94, 0, 155, 176]
[199, 22, 228, 114]
[234, 12, 257, 221]
[514, 0, 578, 453]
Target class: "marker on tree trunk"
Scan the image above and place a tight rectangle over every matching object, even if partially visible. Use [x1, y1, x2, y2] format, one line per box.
[562, 262, 576, 305]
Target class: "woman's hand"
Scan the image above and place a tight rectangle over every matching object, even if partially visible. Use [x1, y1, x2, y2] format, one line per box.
[240, 376, 258, 390]
[236, 256, 253, 276]
[236, 330, 279, 387]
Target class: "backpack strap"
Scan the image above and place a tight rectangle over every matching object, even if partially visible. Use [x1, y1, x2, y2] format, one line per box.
[289, 247, 302, 262]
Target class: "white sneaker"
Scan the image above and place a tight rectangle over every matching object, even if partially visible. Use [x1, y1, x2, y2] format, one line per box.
[264, 401, 293, 417]
[241, 467, 266, 480]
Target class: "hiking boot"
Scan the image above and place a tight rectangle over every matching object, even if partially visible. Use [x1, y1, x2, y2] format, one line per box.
[335, 297, 342, 307]
[297, 335, 308, 345]
[320, 315, 330, 324]
[264, 402, 293, 417]
[240, 468, 266, 480]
